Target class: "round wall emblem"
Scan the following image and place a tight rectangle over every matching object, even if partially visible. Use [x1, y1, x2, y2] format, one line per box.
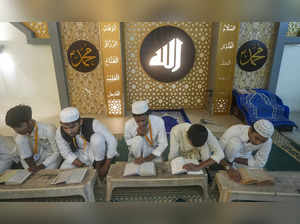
[140, 26, 195, 82]
[67, 40, 99, 73]
[237, 40, 268, 72]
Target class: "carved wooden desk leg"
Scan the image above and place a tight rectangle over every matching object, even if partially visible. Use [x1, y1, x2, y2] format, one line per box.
[106, 181, 113, 202]
[200, 182, 209, 201]
[82, 180, 96, 202]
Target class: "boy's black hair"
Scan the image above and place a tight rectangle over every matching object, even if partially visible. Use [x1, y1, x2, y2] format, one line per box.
[5, 105, 32, 128]
[187, 124, 208, 147]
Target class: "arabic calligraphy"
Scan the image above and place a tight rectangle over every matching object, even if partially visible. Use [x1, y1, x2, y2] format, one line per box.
[239, 47, 265, 66]
[108, 90, 120, 98]
[106, 73, 120, 81]
[223, 24, 236, 32]
[220, 59, 232, 66]
[104, 40, 118, 48]
[104, 56, 119, 66]
[149, 38, 183, 72]
[67, 40, 99, 73]
[220, 41, 234, 50]
[70, 48, 96, 68]
[103, 24, 117, 32]
[237, 40, 268, 72]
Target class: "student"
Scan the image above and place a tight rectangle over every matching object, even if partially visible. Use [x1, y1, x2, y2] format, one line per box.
[219, 119, 274, 177]
[124, 101, 168, 164]
[5, 105, 61, 172]
[0, 135, 20, 174]
[168, 123, 224, 171]
[56, 107, 118, 179]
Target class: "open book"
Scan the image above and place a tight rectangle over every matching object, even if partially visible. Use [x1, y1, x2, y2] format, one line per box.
[238, 167, 274, 185]
[170, 157, 204, 175]
[123, 162, 156, 177]
[51, 168, 88, 185]
[0, 169, 32, 185]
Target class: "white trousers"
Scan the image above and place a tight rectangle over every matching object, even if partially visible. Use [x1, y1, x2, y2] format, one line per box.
[128, 136, 162, 162]
[60, 133, 109, 169]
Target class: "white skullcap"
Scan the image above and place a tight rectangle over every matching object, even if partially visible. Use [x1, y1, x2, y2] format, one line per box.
[60, 107, 80, 123]
[253, 119, 274, 138]
[132, 100, 149, 115]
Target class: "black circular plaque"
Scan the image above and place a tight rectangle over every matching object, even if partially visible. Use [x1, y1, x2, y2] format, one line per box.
[67, 40, 99, 73]
[237, 40, 268, 72]
[140, 26, 195, 82]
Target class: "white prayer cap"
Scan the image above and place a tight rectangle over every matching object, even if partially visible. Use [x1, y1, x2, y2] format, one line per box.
[253, 119, 274, 138]
[132, 100, 149, 115]
[60, 107, 80, 123]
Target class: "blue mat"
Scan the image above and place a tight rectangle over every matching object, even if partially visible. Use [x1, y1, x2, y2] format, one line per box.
[233, 89, 297, 128]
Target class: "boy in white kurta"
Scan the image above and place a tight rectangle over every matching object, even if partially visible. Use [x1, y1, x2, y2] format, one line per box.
[56, 107, 118, 179]
[0, 135, 19, 174]
[169, 123, 224, 171]
[5, 105, 61, 172]
[124, 101, 168, 164]
[219, 119, 274, 168]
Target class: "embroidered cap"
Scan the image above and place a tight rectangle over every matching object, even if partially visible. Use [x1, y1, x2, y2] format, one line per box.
[60, 107, 80, 123]
[253, 119, 274, 138]
[132, 100, 149, 115]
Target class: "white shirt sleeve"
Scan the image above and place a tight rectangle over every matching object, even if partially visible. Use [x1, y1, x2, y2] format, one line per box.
[42, 125, 60, 167]
[248, 139, 272, 168]
[55, 128, 77, 164]
[93, 119, 118, 159]
[151, 118, 168, 157]
[15, 135, 33, 160]
[206, 129, 224, 164]
[168, 125, 181, 161]
[124, 119, 141, 146]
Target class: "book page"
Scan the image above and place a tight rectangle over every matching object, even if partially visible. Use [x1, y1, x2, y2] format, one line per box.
[171, 157, 186, 175]
[138, 162, 156, 176]
[239, 168, 274, 185]
[0, 170, 18, 184]
[123, 162, 139, 176]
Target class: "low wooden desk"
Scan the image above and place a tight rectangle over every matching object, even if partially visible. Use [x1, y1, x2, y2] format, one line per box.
[216, 171, 300, 202]
[0, 168, 97, 202]
[106, 162, 208, 202]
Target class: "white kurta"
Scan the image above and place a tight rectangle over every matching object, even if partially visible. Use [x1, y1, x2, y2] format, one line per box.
[124, 115, 168, 162]
[15, 122, 62, 169]
[219, 124, 272, 168]
[56, 119, 118, 168]
[0, 135, 19, 174]
[168, 123, 224, 163]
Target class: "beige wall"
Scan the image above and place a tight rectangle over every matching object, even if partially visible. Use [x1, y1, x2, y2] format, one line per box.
[0, 23, 61, 136]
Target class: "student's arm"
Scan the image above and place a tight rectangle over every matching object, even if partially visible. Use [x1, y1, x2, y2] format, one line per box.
[168, 126, 181, 161]
[93, 120, 118, 159]
[245, 139, 272, 168]
[41, 125, 60, 168]
[55, 129, 81, 167]
[150, 118, 168, 159]
[15, 135, 38, 171]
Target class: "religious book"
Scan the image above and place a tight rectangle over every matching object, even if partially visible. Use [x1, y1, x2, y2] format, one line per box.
[170, 157, 204, 175]
[51, 168, 88, 185]
[0, 169, 32, 185]
[123, 162, 156, 177]
[238, 167, 274, 185]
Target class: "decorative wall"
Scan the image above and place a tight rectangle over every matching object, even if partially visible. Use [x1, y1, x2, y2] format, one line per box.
[23, 22, 50, 39]
[233, 22, 277, 90]
[124, 22, 212, 110]
[60, 22, 107, 115]
[287, 22, 300, 37]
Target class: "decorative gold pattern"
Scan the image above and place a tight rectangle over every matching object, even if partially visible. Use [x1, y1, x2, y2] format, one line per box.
[60, 22, 107, 115]
[23, 22, 50, 39]
[212, 22, 240, 115]
[124, 22, 212, 110]
[100, 22, 124, 117]
[287, 22, 300, 37]
[233, 22, 277, 90]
